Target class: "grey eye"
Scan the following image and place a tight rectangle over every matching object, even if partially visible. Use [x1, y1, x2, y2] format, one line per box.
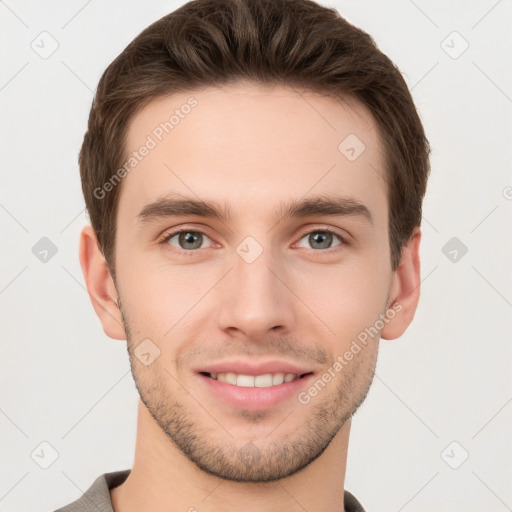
[296, 231, 342, 250]
[167, 231, 211, 250]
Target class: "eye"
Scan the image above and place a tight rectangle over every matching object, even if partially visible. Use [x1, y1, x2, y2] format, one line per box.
[159, 226, 346, 255]
[162, 229, 213, 252]
[295, 228, 345, 250]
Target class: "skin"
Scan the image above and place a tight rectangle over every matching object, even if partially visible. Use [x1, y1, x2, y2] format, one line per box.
[80, 82, 421, 512]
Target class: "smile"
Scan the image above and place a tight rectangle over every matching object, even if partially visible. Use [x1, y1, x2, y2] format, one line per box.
[198, 371, 315, 410]
[203, 372, 311, 387]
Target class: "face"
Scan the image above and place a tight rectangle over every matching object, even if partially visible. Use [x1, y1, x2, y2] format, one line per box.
[109, 83, 397, 482]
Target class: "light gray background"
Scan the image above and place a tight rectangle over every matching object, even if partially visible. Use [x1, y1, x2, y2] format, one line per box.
[1, 1, 511, 511]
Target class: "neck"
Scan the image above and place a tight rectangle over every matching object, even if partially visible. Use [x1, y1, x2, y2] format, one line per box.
[111, 400, 351, 512]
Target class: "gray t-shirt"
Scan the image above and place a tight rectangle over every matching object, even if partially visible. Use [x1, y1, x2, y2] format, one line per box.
[54, 469, 366, 512]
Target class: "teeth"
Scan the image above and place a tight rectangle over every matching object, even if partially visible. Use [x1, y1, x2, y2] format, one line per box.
[209, 372, 300, 387]
[254, 374, 273, 387]
[272, 373, 285, 385]
[225, 373, 237, 385]
[237, 374, 255, 387]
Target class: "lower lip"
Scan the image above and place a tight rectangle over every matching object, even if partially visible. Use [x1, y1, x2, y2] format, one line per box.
[197, 373, 315, 410]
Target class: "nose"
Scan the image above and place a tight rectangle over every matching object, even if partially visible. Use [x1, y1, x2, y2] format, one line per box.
[216, 245, 297, 341]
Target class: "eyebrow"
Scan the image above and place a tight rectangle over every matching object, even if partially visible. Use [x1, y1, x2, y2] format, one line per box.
[136, 193, 373, 226]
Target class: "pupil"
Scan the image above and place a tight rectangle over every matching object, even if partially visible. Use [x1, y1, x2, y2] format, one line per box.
[311, 232, 331, 249]
[180, 231, 201, 250]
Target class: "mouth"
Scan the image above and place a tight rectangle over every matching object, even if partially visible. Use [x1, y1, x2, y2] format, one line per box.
[196, 369, 316, 410]
[199, 371, 314, 388]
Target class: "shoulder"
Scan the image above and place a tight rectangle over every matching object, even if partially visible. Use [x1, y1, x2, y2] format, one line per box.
[53, 469, 131, 512]
[344, 489, 367, 512]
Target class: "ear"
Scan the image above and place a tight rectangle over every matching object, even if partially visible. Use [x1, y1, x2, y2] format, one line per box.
[79, 225, 126, 340]
[381, 227, 421, 340]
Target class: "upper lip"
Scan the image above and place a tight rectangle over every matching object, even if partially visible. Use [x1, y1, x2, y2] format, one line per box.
[195, 359, 315, 376]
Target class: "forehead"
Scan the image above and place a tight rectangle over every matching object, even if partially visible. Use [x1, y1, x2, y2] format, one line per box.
[119, 83, 388, 228]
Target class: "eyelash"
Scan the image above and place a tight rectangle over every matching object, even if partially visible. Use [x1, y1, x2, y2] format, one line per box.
[158, 226, 348, 256]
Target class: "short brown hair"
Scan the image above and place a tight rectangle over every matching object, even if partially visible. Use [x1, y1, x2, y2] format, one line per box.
[80, 0, 430, 276]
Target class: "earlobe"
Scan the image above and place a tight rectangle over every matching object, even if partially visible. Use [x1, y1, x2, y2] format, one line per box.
[381, 227, 422, 340]
[79, 225, 126, 340]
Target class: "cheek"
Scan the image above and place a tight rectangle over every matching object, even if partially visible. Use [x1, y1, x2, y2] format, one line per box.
[116, 253, 201, 340]
[294, 256, 390, 343]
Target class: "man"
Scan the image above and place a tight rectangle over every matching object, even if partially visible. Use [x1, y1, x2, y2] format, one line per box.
[56, 0, 430, 510]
